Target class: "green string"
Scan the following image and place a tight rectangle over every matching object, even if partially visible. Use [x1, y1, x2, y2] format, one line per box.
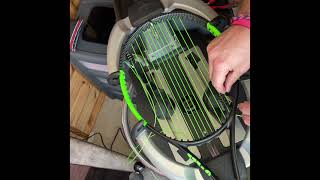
[178, 17, 231, 113]
[153, 21, 215, 135]
[145, 25, 207, 138]
[171, 18, 229, 119]
[140, 30, 200, 139]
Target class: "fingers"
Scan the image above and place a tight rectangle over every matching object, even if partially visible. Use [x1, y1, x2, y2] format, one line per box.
[238, 101, 250, 115]
[207, 37, 228, 94]
[242, 115, 250, 126]
[208, 58, 213, 80]
[207, 42, 217, 79]
[210, 60, 230, 94]
[224, 70, 240, 93]
[239, 102, 250, 126]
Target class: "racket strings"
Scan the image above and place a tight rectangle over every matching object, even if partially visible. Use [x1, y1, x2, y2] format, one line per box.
[164, 18, 232, 122]
[144, 22, 212, 139]
[174, 17, 231, 114]
[141, 24, 214, 140]
[162, 18, 231, 121]
[164, 18, 231, 129]
[133, 34, 197, 140]
[131, 41, 189, 139]
[158, 19, 220, 129]
[126, 16, 232, 141]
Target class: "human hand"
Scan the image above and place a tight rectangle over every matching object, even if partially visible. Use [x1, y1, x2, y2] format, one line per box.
[238, 101, 250, 126]
[207, 25, 250, 94]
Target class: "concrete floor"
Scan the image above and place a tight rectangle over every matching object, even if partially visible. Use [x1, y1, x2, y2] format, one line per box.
[88, 95, 132, 156]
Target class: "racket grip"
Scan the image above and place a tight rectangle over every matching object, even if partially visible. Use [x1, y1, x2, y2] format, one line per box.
[207, 15, 231, 37]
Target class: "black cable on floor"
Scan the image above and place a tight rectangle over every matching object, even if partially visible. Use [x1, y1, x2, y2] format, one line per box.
[84, 130, 128, 157]
[86, 132, 109, 150]
[110, 128, 127, 151]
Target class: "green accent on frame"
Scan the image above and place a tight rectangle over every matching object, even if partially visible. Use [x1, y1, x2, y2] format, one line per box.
[207, 22, 221, 37]
[187, 153, 212, 177]
[119, 70, 143, 121]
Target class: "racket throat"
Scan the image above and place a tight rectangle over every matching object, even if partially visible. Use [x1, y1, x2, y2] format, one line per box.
[133, 125, 215, 180]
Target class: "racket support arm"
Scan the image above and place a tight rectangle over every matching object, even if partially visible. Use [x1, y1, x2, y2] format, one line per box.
[134, 123, 205, 180]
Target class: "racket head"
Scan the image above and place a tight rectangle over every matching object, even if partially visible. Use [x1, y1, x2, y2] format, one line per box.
[119, 10, 246, 146]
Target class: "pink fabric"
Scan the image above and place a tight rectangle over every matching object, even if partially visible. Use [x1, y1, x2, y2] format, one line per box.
[232, 18, 250, 29]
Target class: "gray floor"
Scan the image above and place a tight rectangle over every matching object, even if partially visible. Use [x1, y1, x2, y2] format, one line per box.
[89, 95, 132, 156]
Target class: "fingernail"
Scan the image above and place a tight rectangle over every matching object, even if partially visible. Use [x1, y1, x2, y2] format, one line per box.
[223, 87, 227, 94]
[226, 86, 231, 93]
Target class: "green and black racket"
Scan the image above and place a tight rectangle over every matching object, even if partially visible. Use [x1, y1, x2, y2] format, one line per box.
[119, 11, 241, 180]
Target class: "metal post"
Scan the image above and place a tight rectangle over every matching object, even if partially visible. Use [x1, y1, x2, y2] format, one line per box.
[70, 137, 134, 172]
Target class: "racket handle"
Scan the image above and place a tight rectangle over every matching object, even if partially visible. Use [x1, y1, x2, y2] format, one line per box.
[207, 15, 231, 37]
[184, 151, 220, 180]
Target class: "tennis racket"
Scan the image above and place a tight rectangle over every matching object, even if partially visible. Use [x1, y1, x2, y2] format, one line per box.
[119, 12, 243, 180]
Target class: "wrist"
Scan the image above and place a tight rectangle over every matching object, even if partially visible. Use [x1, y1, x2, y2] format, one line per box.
[231, 15, 250, 29]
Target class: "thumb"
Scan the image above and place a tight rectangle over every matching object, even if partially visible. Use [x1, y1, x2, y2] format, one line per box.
[224, 70, 240, 93]
[238, 102, 250, 115]
[211, 60, 230, 94]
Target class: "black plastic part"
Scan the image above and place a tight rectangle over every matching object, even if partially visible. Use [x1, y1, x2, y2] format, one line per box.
[209, 15, 231, 33]
[107, 71, 121, 87]
[134, 162, 145, 174]
[82, 6, 116, 45]
[113, 0, 129, 21]
[206, 150, 247, 180]
[128, 0, 164, 27]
